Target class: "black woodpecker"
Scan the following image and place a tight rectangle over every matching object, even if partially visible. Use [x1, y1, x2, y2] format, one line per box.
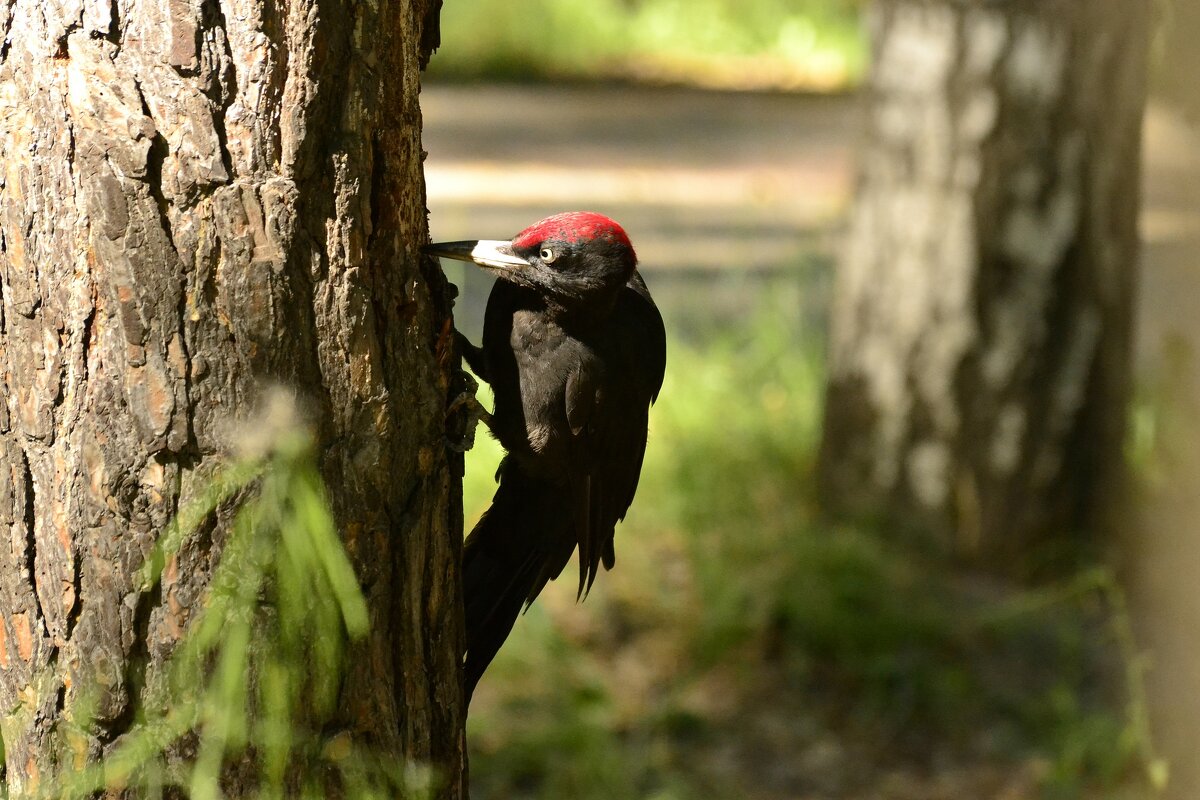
[425, 212, 666, 702]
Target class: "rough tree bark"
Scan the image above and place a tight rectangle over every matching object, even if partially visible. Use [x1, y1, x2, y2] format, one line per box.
[819, 0, 1149, 558]
[0, 0, 465, 794]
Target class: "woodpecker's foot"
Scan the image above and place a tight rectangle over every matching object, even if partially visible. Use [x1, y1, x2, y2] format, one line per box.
[445, 376, 494, 453]
[448, 390, 494, 429]
[457, 330, 490, 382]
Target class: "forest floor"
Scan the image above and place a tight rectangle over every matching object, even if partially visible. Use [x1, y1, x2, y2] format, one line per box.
[422, 82, 1200, 800]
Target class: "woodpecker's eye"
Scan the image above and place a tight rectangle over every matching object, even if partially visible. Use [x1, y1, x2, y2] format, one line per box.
[540, 247, 557, 263]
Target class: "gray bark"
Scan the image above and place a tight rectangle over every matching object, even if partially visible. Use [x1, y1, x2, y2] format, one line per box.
[1158, 0, 1200, 123]
[819, 0, 1149, 557]
[0, 0, 464, 794]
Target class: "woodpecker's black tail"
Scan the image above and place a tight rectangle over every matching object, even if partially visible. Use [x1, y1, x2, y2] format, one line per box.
[462, 457, 577, 702]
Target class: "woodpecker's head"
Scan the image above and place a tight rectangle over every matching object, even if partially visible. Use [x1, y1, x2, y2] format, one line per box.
[424, 212, 637, 304]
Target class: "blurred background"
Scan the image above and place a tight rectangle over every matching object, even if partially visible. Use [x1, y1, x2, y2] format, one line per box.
[422, 2, 1199, 798]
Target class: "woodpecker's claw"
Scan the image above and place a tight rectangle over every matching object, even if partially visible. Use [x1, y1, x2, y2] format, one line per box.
[445, 374, 494, 453]
[448, 390, 494, 430]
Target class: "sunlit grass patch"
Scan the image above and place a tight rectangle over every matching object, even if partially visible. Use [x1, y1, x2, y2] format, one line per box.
[428, 0, 867, 92]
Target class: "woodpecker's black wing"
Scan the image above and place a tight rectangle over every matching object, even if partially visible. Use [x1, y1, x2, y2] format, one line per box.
[625, 271, 668, 404]
[569, 271, 666, 596]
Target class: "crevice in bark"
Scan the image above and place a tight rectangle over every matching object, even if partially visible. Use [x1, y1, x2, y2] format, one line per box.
[368, 135, 384, 242]
[0, 233, 6, 335]
[257, 0, 287, 172]
[174, 284, 197, 451]
[199, 0, 235, 180]
[147, 132, 179, 252]
[0, 0, 13, 64]
[54, 672, 66, 717]
[19, 449, 54, 649]
[64, 547, 83, 640]
[134, 79, 182, 259]
[99, 567, 163, 745]
[200, 238, 221, 326]
[105, 0, 121, 48]
[54, 23, 82, 59]
[20, 450, 36, 582]
[80, 289, 97, 390]
[64, 124, 78, 194]
[367, 136, 395, 377]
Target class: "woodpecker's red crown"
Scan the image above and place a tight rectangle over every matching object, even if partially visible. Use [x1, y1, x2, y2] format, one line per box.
[512, 212, 634, 257]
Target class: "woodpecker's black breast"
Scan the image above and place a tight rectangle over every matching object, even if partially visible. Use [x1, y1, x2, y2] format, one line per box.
[475, 272, 665, 597]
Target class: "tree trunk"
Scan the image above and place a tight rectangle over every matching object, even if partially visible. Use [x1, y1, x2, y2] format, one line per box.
[819, 0, 1149, 559]
[1158, 0, 1200, 123]
[0, 0, 464, 794]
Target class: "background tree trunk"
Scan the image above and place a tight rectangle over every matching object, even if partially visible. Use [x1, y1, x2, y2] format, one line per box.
[1158, 0, 1200, 123]
[0, 0, 464, 794]
[819, 0, 1149, 559]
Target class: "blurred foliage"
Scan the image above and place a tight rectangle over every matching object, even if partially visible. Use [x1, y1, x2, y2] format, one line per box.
[428, 0, 867, 91]
[431, 0, 1196, 102]
[46, 414, 431, 800]
[463, 290, 1161, 799]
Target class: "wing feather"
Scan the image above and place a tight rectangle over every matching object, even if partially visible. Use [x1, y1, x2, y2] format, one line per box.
[569, 274, 666, 599]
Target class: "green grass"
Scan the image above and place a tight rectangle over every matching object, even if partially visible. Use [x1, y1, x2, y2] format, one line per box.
[428, 0, 867, 91]
[463, 291, 1159, 799]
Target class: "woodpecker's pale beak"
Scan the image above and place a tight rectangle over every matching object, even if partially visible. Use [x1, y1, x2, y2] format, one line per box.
[423, 240, 529, 272]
